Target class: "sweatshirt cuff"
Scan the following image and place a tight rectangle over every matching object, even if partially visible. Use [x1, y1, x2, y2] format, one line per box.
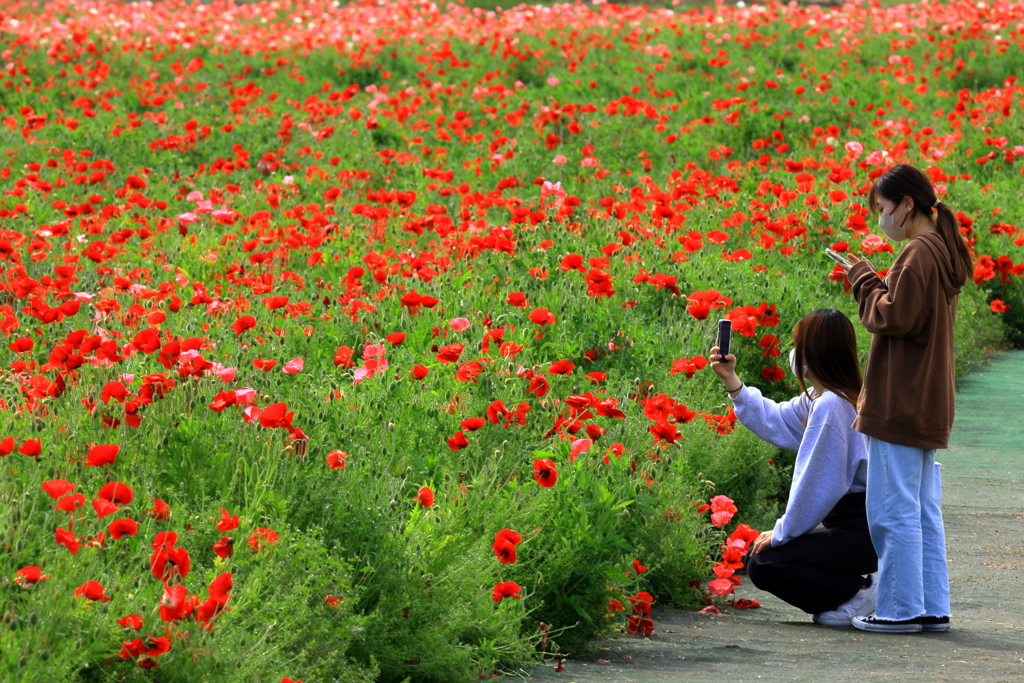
[728, 384, 750, 404]
[770, 518, 785, 547]
[848, 261, 882, 297]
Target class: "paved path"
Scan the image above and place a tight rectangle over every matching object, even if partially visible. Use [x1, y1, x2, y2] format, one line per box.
[531, 350, 1024, 683]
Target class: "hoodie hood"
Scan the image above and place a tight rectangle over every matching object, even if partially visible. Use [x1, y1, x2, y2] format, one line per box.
[914, 231, 962, 301]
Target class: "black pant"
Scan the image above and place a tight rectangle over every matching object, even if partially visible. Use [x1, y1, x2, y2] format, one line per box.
[746, 492, 878, 615]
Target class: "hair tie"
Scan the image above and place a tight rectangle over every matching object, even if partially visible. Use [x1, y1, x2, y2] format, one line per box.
[933, 198, 941, 208]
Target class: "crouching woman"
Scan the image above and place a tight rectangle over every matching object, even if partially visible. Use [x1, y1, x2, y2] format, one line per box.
[709, 308, 878, 625]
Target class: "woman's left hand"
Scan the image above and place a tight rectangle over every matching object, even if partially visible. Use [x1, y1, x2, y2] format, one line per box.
[749, 530, 773, 556]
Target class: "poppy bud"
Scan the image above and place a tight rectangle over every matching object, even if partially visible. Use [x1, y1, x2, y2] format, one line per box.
[258, 457, 266, 466]
[389, 500, 397, 508]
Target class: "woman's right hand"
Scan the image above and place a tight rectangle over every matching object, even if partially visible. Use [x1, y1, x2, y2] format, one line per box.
[709, 345, 739, 386]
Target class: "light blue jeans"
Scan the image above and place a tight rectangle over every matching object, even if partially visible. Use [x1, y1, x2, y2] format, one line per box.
[866, 437, 951, 621]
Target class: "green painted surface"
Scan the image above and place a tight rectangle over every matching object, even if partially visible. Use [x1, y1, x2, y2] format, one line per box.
[527, 351, 1024, 683]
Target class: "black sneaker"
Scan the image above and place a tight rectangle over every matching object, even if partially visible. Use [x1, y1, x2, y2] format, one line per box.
[918, 616, 950, 632]
[852, 615, 922, 633]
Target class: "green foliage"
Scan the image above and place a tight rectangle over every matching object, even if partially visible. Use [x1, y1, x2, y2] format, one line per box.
[0, 1, 1019, 680]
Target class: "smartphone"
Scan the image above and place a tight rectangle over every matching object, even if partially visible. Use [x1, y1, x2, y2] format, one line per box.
[824, 248, 852, 268]
[716, 319, 732, 362]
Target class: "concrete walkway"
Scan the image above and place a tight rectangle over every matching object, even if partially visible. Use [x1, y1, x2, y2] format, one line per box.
[531, 350, 1024, 683]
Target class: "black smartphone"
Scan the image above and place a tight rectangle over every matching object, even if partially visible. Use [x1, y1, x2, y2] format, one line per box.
[716, 319, 732, 362]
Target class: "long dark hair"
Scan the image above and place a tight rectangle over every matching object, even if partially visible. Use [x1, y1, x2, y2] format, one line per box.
[867, 163, 972, 287]
[792, 308, 862, 408]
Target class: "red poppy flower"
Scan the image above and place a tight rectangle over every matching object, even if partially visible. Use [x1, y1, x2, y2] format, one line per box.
[493, 529, 522, 565]
[259, 402, 293, 429]
[100, 381, 129, 405]
[492, 581, 522, 602]
[533, 458, 558, 488]
[435, 343, 465, 364]
[627, 615, 654, 635]
[117, 614, 144, 630]
[253, 358, 278, 371]
[729, 523, 760, 547]
[499, 341, 524, 358]
[217, 508, 239, 531]
[159, 583, 194, 622]
[208, 572, 233, 604]
[97, 481, 133, 504]
[446, 430, 470, 451]
[649, 421, 682, 444]
[248, 527, 279, 553]
[709, 495, 738, 528]
[411, 364, 429, 380]
[708, 578, 735, 596]
[108, 518, 139, 540]
[85, 444, 119, 467]
[526, 374, 549, 397]
[631, 560, 648, 575]
[486, 400, 510, 424]
[149, 498, 171, 520]
[416, 486, 435, 507]
[991, 299, 1010, 313]
[608, 598, 626, 612]
[734, 597, 761, 609]
[151, 545, 191, 582]
[42, 479, 75, 499]
[326, 449, 348, 469]
[18, 439, 41, 457]
[75, 580, 111, 602]
[460, 417, 485, 431]
[559, 254, 585, 272]
[628, 591, 654, 614]
[528, 307, 557, 326]
[15, 566, 50, 585]
[55, 526, 80, 554]
[55, 493, 86, 512]
[282, 357, 304, 374]
[0, 436, 14, 456]
[507, 292, 528, 308]
[761, 364, 786, 381]
[213, 536, 234, 558]
[8, 336, 33, 353]
[333, 345, 356, 367]
[548, 359, 575, 375]
[93, 497, 120, 519]
[231, 315, 257, 335]
[118, 636, 171, 659]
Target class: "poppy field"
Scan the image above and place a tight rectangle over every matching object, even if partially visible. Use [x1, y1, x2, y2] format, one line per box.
[1, 0, 1022, 680]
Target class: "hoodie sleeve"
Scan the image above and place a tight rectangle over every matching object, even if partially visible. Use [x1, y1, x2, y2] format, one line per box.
[730, 384, 809, 452]
[849, 256, 928, 338]
[771, 399, 854, 546]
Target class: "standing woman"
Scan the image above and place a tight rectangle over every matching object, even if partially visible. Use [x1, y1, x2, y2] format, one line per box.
[841, 163, 973, 633]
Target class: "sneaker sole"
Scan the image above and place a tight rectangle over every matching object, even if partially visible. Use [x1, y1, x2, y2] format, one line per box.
[921, 624, 950, 632]
[852, 619, 922, 633]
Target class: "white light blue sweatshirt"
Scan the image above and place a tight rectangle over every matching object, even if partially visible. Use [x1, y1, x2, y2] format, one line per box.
[730, 385, 868, 547]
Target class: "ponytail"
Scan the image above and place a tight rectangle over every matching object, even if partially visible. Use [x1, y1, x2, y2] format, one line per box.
[933, 202, 972, 288]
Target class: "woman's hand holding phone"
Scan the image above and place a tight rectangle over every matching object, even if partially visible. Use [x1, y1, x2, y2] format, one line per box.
[838, 252, 874, 278]
[709, 345, 741, 392]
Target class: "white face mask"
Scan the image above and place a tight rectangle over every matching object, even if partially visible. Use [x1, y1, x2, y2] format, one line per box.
[878, 202, 909, 241]
[789, 348, 809, 380]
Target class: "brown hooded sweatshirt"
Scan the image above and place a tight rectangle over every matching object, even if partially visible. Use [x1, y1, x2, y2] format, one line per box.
[848, 232, 961, 449]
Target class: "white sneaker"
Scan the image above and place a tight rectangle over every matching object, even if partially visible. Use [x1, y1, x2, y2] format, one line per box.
[813, 576, 877, 626]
